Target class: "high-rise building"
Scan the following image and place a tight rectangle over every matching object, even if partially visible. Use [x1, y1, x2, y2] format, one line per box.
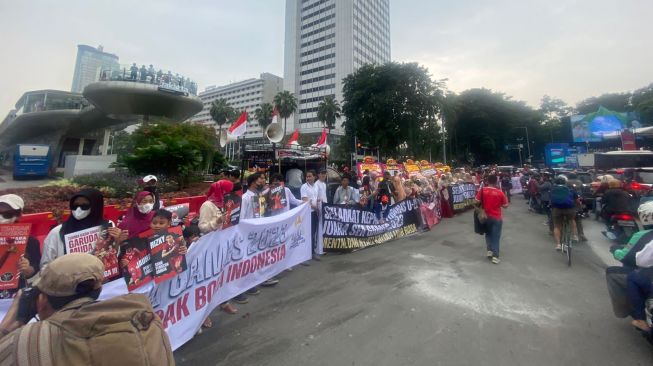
[71, 45, 120, 93]
[284, 0, 391, 136]
[191, 73, 283, 140]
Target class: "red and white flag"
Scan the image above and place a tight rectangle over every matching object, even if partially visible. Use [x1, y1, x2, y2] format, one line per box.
[286, 129, 299, 146]
[271, 107, 280, 125]
[228, 111, 248, 137]
[316, 128, 327, 147]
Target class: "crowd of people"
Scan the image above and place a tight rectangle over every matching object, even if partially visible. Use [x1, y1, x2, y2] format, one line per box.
[0, 161, 651, 362]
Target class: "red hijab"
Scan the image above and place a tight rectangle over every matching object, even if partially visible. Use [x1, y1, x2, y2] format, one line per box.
[119, 191, 155, 238]
[206, 180, 234, 209]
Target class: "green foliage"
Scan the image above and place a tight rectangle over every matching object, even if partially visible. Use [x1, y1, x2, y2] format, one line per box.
[210, 99, 236, 127]
[254, 102, 274, 131]
[273, 90, 298, 136]
[342, 62, 440, 159]
[119, 122, 218, 189]
[110, 130, 134, 157]
[632, 83, 653, 124]
[72, 172, 179, 198]
[576, 92, 631, 114]
[317, 96, 341, 132]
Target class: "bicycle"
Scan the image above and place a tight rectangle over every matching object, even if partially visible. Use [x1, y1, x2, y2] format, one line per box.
[560, 215, 572, 267]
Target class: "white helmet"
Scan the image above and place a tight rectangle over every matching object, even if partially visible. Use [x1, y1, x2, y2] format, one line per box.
[556, 174, 568, 182]
[638, 201, 653, 226]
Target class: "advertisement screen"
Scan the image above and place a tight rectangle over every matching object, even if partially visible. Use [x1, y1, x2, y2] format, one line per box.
[571, 107, 638, 142]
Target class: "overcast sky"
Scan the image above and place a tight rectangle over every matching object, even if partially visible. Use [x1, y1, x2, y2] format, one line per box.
[1, 0, 651, 114]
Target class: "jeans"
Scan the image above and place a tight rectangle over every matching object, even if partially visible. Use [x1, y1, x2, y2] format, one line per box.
[485, 218, 503, 257]
[627, 270, 652, 320]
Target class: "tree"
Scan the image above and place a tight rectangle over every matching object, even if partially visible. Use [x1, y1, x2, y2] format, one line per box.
[273, 91, 297, 137]
[342, 62, 440, 159]
[210, 99, 236, 142]
[632, 83, 653, 125]
[317, 96, 342, 138]
[539, 95, 572, 142]
[254, 102, 274, 131]
[120, 122, 221, 188]
[575, 92, 632, 114]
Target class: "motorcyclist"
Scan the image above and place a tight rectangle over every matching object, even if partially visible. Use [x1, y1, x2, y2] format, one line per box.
[601, 179, 634, 223]
[566, 172, 588, 242]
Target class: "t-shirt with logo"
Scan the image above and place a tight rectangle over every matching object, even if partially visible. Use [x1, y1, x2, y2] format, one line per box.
[475, 186, 508, 220]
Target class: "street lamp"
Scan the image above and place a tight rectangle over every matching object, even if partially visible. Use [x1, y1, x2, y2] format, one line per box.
[514, 126, 531, 164]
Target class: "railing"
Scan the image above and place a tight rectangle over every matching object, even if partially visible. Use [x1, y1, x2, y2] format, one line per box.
[99, 66, 198, 95]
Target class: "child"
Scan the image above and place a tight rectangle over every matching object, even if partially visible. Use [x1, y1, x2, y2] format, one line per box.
[182, 225, 201, 247]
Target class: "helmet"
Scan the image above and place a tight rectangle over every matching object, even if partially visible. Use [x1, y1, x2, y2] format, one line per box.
[638, 201, 653, 226]
[556, 174, 568, 182]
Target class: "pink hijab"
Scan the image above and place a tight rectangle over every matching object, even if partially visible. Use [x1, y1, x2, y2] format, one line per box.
[206, 180, 234, 209]
[119, 191, 155, 238]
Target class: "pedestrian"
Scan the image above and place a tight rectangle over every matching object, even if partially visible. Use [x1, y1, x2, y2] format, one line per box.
[139, 175, 161, 210]
[301, 170, 321, 261]
[199, 179, 232, 234]
[41, 189, 121, 269]
[0, 253, 174, 365]
[316, 169, 329, 204]
[500, 173, 512, 203]
[0, 194, 41, 296]
[475, 174, 509, 264]
[239, 173, 267, 294]
[538, 173, 553, 235]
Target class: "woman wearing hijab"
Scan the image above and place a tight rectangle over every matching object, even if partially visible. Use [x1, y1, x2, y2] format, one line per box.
[119, 191, 156, 239]
[41, 188, 112, 269]
[199, 180, 234, 234]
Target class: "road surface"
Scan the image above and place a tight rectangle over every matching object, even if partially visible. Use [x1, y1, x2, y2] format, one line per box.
[175, 196, 653, 365]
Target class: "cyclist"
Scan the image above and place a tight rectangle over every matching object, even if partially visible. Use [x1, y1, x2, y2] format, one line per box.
[566, 172, 588, 242]
[551, 175, 579, 251]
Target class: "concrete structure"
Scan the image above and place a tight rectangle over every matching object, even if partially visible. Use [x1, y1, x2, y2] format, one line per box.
[0, 82, 203, 171]
[191, 73, 283, 142]
[284, 0, 391, 135]
[71, 45, 120, 93]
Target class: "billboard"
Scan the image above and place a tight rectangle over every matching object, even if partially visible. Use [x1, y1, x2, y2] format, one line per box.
[571, 106, 639, 142]
[544, 143, 586, 168]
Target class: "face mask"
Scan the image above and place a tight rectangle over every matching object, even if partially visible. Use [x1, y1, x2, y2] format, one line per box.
[0, 216, 17, 224]
[138, 203, 154, 214]
[72, 207, 91, 220]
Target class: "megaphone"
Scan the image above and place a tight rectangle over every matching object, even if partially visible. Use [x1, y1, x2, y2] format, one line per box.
[265, 122, 283, 143]
[220, 131, 236, 147]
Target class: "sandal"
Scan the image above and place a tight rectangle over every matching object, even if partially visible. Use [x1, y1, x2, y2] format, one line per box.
[202, 317, 213, 329]
[632, 319, 650, 332]
[220, 302, 238, 315]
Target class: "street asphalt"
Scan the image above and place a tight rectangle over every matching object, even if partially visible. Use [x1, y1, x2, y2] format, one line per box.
[175, 195, 653, 366]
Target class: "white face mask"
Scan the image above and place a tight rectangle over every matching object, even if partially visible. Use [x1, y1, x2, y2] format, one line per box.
[138, 203, 154, 214]
[0, 216, 17, 224]
[72, 207, 91, 220]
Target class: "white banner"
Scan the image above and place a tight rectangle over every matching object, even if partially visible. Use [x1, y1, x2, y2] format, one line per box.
[0, 203, 312, 351]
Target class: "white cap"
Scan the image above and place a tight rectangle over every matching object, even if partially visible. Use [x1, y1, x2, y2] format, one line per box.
[0, 194, 24, 210]
[142, 175, 158, 183]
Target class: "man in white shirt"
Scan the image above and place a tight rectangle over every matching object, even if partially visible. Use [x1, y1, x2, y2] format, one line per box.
[301, 170, 320, 260]
[316, 169, 329, 204]
[240, 172, 278, 288]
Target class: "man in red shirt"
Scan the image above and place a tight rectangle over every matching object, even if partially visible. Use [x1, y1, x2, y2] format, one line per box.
[475, 174, 509, 264]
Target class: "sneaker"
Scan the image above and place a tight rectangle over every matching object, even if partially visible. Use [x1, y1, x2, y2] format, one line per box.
[491, 257, 500, 264]
[312, 255, 322, 261]
[246, 287, 260, 295]
[555, 244, 562, 251]
[261, 278, 279, 287]
[486, 250, 493, 258]
[580, 236, 588, 242]
[233, 294, 249, 304]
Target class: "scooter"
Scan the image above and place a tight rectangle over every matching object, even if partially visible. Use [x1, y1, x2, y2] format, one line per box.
[602, 212, 642, 244]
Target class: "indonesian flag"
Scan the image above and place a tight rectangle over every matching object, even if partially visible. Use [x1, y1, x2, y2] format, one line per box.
[271, 106, 280, 125]
[228, 111, 248, 137]
[286, 129, 299, 146]
[316, 128, 327, 147]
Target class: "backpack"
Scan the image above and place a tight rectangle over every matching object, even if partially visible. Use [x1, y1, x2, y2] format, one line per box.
[550, 185, 574, 208]
[13, 293, 174, 366]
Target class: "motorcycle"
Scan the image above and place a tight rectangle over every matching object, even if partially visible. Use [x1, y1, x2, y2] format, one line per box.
[603, 212, 642, 244]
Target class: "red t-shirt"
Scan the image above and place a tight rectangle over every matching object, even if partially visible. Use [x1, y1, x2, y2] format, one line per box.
[475, 186, 508, 220]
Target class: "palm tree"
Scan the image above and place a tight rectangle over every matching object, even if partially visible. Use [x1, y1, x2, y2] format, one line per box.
[210, 98, 235, 142]
[273, 91, 298, 136]
[254, 102, 274, 131]
[317, 96, 341, 139]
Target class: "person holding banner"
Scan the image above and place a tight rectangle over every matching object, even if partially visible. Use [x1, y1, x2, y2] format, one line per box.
[0, 194, 41, 295]
[199, 179, 233, 234]
[333, 175, 358, 205]
[301, 170, 321, 260]
[41, 189, 119, 270]
[119, 191, 156, 239]
[265, 173, 303, 213]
